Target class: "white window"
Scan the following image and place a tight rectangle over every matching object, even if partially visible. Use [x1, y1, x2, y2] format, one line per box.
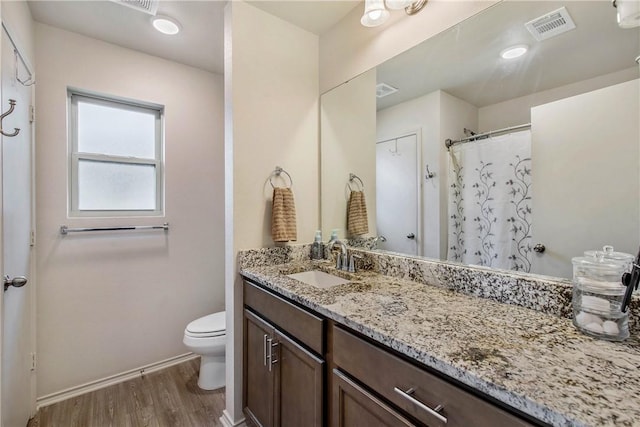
[68, 90, 163, 216]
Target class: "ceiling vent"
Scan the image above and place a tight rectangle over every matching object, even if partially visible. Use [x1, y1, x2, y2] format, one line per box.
[525, 7, 576, 41]
[376, 83, 398, 98]
[109, 0, 159, 16]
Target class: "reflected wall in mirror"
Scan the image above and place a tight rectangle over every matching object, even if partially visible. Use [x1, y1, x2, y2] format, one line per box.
[320, 1, 640, 279]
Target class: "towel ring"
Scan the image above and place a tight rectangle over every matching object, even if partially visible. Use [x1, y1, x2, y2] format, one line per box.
[270, 166, 293, 188]
[348, 173, 364, 191]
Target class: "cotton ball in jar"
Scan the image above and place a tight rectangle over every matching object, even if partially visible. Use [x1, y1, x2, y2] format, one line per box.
[602, 320, 620, 335]
[584, 322, 604, 334]
[575, 311, 603, 327]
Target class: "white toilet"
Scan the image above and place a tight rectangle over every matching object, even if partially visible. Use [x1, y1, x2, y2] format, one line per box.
[183, 311, 226, 390]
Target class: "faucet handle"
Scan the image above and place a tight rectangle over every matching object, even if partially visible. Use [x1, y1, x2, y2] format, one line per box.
[348, 254, 363, 273]
[335, 252, 343, 270]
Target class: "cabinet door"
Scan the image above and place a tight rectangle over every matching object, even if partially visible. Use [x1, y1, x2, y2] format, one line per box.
[274, 329, 324, 427]
[244, 310, 276, 427]
[332, 369, 416, 427]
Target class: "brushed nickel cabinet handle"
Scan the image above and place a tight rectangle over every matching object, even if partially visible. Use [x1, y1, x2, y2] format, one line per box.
[266, 337, 273, 372]
[270, 341, 279, 368]
[393, 387, 447, 424]
[263, 334, 268, 367]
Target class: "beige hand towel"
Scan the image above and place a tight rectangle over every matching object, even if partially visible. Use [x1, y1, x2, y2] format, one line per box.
[347, 190, 369, 236]
[272, 187, 297, 242]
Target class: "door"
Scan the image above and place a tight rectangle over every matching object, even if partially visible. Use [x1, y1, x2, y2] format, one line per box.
[244, 310, 275, 427]
[376, 134, 419, 255]
[275, 329, 323, 427]
[1, 24, 35, 427]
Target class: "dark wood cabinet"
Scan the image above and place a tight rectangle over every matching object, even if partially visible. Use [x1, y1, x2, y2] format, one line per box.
[244, 310, 277, 427]
[243, 282, 324, 427]
[274, 330, 323, 427]
[332, 325, 537, 427]
[332, 368, 416, 427]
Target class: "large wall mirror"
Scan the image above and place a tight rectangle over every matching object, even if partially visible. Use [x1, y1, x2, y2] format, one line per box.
[320, 0, 640, 280]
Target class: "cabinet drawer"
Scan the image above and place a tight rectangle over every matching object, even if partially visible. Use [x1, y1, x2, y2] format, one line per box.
[333, 369, 416, 427]
[244, 280, 324, 355]
[333, 326, 536, 427]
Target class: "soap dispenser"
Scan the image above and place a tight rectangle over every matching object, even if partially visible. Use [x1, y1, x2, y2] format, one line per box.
[311, 230, 324, 260]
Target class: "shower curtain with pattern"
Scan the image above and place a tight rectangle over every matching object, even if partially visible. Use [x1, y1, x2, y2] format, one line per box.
[447, 130, 533, 272]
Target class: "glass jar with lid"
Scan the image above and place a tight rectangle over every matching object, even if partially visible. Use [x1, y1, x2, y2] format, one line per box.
[572, 247, 633, 341]
[584, 245, 635, 272]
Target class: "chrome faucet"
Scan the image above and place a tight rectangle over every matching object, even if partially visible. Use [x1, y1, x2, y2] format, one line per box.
[327, 238, 348, 271]
[372, 235, 387, 247]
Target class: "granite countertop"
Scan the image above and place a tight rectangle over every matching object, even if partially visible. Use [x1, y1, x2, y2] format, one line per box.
[240, 260, 640, 427]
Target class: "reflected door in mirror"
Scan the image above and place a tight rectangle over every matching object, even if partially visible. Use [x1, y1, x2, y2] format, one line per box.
[376, 134, 419, 255]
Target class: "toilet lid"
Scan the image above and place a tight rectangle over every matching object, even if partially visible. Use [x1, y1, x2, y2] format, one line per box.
[186, 311, 225, 335]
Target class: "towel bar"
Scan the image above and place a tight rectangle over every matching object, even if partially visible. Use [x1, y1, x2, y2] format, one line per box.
[60, 223, 169, 235]
[269, 166, 293, 188]
[348, 173, 364, 191]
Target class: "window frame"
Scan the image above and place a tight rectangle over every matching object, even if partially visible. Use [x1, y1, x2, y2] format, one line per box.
[68, 89, 164, 217]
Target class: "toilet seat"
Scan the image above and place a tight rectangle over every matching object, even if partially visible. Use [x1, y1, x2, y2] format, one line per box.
[184, 329, 225, 338]
[185, 312, 225, 338]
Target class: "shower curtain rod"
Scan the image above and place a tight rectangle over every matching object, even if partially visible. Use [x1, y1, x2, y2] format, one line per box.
[445, 123, 531, 150]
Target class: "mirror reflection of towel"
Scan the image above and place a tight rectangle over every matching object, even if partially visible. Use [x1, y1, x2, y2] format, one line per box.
[272, 187, 297, 242]
[347, 190, 368, 236]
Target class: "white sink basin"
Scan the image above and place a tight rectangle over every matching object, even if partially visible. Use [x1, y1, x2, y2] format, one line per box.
[286, 270, 350, 288]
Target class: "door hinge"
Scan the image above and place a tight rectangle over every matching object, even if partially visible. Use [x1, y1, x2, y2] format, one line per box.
[31, 352, 36, 371]
[30, 230, 35, 247]
[29, 105, 35, 123]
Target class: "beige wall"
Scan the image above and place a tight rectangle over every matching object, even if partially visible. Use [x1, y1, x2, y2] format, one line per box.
[531, 79, 639, 278]
[320, 68, 376, 240]
[319, 1, 498, 93]
[224, 1, 319, 423]
[35, 23, 224, 398]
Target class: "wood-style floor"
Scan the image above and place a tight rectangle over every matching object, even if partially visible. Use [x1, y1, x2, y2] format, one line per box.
[27, 358, 225, 427]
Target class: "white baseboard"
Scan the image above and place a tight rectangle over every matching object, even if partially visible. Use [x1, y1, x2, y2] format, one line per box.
[220, 410, 247, 427]
[36, 352, 199, 409]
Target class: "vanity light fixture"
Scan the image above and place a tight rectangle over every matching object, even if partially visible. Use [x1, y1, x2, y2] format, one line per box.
[361, 0, 428, 27]
[500, 45, 528, 60]
[152, 15, 181, 35]
[361, 0, 391, 27]
[385, 0, 414, 10]
[613, 0, 640, 28]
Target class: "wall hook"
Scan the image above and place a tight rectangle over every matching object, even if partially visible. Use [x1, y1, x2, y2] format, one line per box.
[0, 99, 20, 137]
[425, 164, 435, 180]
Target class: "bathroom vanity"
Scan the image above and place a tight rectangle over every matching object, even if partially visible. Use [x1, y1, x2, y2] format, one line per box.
[239, 246, 640, 427]
[243, 278, 536, 427]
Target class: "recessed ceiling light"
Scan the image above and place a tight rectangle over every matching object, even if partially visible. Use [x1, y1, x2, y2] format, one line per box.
[152, 16, 181, 35]
[500, 45, 528, 60]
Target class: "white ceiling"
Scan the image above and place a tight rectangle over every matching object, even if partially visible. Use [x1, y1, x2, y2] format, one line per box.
[376, 1, 640, 109]
[28, 1, 226, 73]
[27, 0, 360, 75]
